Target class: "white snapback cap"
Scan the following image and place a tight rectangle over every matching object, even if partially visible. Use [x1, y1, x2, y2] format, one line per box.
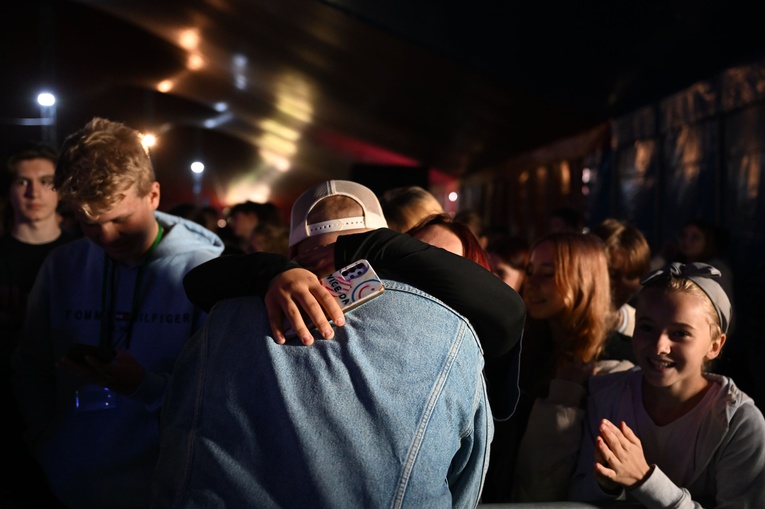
[289, 180, 388, 247]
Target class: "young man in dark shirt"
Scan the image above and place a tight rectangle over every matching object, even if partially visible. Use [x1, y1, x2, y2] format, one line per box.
[1, 142, 76, 334]
[1, 141, 74, 508]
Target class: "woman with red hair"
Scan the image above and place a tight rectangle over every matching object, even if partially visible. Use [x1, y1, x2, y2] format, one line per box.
[406, 213, 490, 270]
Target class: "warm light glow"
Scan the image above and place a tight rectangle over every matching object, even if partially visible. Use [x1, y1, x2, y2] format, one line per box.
[744, 152, 761, 200]
[157, 80, 173, 93]
[223, 166, 278, 205]
[258, 133, 296, 157]
[260, 149, 291, 172]
[274, 73, 314, 123]
[217, 218, 227, 229]
[37, 92, 56, 106]
[582, 167, 591, 184]
[634, 140, 655, 174]
[141, 134, 156, 149]
[191, 161, 205, 174]
[448, 192, 458, 202]
[224, 182, 271, 204]
[276, 94, 313, 123]
[187, 53, 204, 70]
[179, 29, 199, 51]
[259, 119, 300, 142]
[560, 160, 571, 195]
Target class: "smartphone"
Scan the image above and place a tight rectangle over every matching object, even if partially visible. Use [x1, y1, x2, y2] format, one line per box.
[283, 259, 385, 337]
[66, 343, 117, 364]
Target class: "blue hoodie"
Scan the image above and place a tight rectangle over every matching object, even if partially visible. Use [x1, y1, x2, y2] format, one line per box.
[13, 211, 224, 509]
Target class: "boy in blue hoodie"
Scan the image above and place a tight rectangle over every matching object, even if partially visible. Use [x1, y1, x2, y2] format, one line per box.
[13, 117, 224, 509]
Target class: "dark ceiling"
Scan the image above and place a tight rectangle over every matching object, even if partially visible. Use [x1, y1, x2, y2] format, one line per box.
[2, 0, 764, 212]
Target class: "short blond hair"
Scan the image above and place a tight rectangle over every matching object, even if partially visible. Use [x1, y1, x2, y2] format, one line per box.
[381, 186, 443, 232]
[55, 117, 155, 218]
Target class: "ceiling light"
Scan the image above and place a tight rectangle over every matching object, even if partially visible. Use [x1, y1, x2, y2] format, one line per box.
[37, 92, 56, 106]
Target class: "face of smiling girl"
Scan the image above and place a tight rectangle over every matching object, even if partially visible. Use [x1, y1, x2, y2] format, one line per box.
[522, 241, 566, 321]
[633, 286, 725, 401]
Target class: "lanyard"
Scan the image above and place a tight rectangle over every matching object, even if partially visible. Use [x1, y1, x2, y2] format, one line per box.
[100, 221, 164, 349]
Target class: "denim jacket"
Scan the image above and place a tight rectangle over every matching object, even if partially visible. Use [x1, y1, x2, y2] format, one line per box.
[152, 280, 492, 509]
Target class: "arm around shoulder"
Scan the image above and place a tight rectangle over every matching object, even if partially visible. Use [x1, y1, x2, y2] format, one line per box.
[334, 228, 525, 358]
[183, 252, 300, 312]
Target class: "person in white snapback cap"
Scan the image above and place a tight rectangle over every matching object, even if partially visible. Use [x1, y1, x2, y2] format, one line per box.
[152, 180, 525, 508]
[283, 180, 390, 285]
[288, 179, 388, 248]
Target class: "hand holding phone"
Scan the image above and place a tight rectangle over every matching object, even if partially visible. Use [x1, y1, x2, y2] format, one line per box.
[281, 259, 385, 340]
[321, 259, 385, 313]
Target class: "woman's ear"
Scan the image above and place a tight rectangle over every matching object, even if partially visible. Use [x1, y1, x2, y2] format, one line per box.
[706, 333, 727, 361]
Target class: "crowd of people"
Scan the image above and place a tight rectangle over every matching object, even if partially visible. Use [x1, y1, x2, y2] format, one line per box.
[1, 116, 764, 508]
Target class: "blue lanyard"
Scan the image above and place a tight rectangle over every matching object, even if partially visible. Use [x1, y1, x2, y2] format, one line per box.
[100, 222, 164, 349]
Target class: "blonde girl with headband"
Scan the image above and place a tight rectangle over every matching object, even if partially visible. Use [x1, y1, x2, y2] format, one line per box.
[570, 262, 765, 508]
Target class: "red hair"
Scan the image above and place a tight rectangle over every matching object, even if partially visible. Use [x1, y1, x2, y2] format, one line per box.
[407, 213, 490, 270]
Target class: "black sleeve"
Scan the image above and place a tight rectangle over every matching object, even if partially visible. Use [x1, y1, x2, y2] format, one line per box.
[334, 228, 525, 359]
[183, 252, 301, 312]
[335, 228, 526, 419]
